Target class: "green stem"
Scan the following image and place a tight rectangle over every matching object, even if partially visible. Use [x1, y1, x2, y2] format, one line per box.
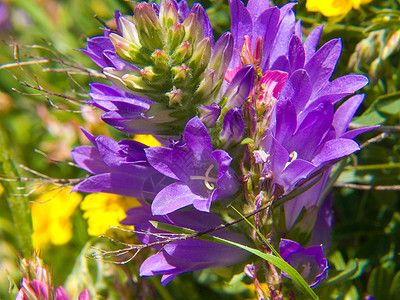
[0, 127, 33, 257]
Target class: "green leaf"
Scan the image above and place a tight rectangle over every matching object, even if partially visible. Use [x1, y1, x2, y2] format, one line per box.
[326, 260, 359, 285]
[150, 221, 319, 300]
[365, 20, 400, 33]
[367, 265, 395, 300]
[240, 138, 254, 145]
[230, 206, 281, 257]
[353, 91, 400, 126]
[226, 272, 246, 286]
[389, 270, 400, 300]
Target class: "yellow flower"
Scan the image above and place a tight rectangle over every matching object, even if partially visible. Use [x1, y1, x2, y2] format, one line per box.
[80, 193, 140, 236]
[306, 0, 371, 17]
[31, 187, 82, 249]
[134, 134, 162, 147]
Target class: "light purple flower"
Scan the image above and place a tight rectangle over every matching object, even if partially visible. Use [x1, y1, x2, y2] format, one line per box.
[120, 203, 249, 286]
[71, 129, 172, 199]
[279, 239, 328, 288]
[145, 116, 239, 215]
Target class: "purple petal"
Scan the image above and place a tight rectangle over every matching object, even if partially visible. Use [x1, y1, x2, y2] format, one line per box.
[247, 0, 270, 20]
[315, 75, 368, 104]
[274, 98, 297, 143]
[312, 138, 360, 165]
[288, 35, 305, 72]
[71, 146, 110, 174]
[184, 117, 213, 159]
[304, 24, 324, 63]
[342, 126, 379, 139]
[256, 7, 280, 64]
[281, 69, 312, 113]
[229, 0, 253, 68]
[268, 4, 296, 69]
[279, 239, 303, 261]
[305, 38, 342, 94]
[333, 94, 365, 137]
[151, 182, 204, 215]
[145, 147, 192, 181]
[285, 102, 333, 160]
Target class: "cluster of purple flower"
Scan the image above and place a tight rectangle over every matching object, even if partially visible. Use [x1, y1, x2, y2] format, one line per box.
[73, 0, 373, 289]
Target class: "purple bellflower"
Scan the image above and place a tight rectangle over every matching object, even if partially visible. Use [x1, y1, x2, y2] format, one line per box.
[71, 117, 238, 215]
[226, 0, 376, 230]
[279, 239, 328, 288]
[145, 116, 239, 215]
[120, 203, 249, 286]
[71, 129, 173, 200]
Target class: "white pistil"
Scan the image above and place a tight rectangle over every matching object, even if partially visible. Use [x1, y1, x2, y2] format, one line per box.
[284, 151, 298, 169]
[190, 164, 218, 190]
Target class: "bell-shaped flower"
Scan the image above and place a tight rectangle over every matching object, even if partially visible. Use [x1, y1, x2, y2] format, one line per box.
[145, 117, 239, 215]
[279, 239, 328, 288]
[120, 203, 250, 286]
[71, 129, 173, 200]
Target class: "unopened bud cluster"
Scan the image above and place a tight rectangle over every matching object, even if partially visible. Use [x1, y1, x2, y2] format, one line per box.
[105, 1, 233, 121]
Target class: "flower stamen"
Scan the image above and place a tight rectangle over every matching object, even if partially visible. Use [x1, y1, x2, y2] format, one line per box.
[284, 151, 298, 169]
[190, 164, 218, 190]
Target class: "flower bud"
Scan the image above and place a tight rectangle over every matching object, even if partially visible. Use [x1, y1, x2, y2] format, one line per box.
[182, 12, 204, 46]
[194, 69, 219, 101]
[167, 23, 186, 54]
[208, 32, 234, 79]
[172, 40, 193, 64]
[223, 65, 255, 109]
[166, 86, 184, 106]
[189, 37, 211, 77]
[220, 107, 245, 146]
[159, 0, 180, 28]
[171, 64, 191, 86]
[199, 102, 221, 126]
[133, 2, 164, 50]
[141, 67, 159, 82]
[118, 16, 140, 45]
[109, 33, 134, 62]
[151, 49, 169, 71]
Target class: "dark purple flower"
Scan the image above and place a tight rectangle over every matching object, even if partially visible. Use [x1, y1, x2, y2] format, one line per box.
[120, 203, 249, 286]
[71, 129, 172, 199]
[279, 239, 328, 288]
[145, 117, 239, 215]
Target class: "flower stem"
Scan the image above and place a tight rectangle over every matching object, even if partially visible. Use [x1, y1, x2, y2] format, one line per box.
[0, 127, 33, 257]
